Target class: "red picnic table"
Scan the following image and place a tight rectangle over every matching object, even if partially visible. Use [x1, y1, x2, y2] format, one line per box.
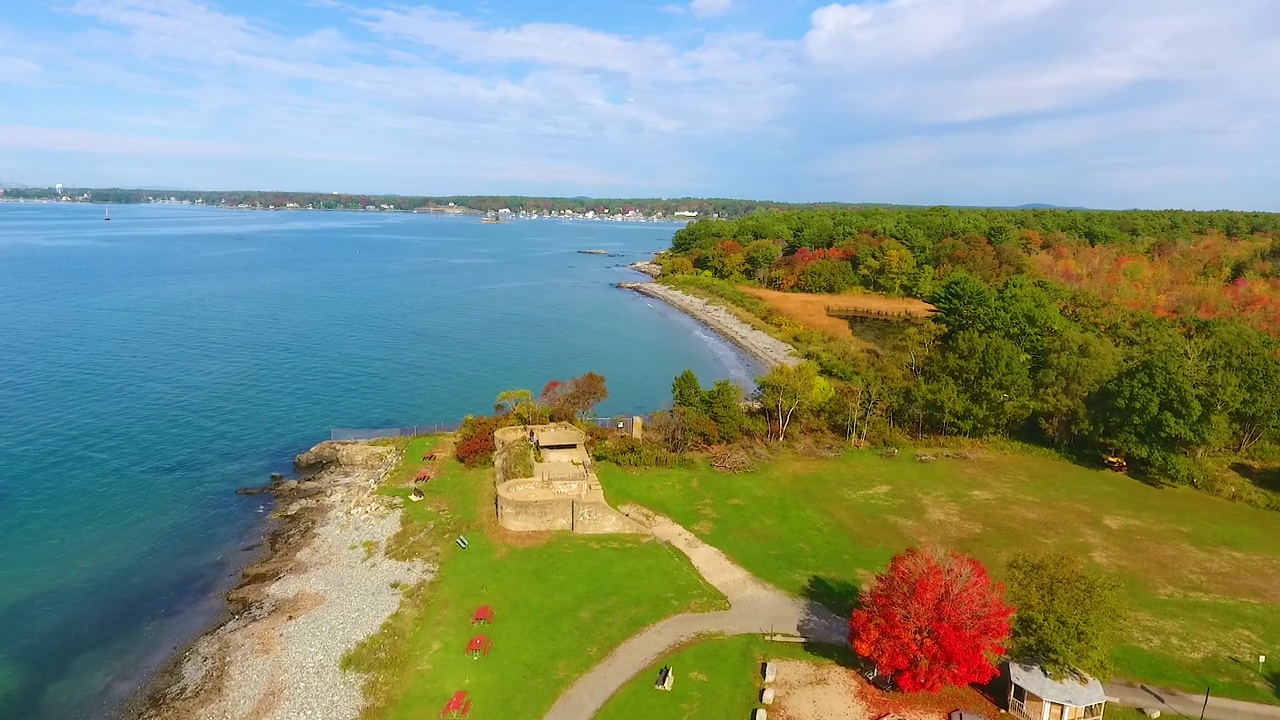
[471, 605, 495, 625]
[465, 634, 493, 658]
[423, 452, 437, 461]
[439, 690, 471, 718]
[415, 470, 433, 483]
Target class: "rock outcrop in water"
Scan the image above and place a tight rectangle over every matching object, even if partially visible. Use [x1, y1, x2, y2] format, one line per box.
[294, 441, 394, 474]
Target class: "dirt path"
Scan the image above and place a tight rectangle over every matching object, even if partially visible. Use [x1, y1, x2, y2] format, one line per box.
[1105, 682, 1280, 720]
[541, 509, 846, 720]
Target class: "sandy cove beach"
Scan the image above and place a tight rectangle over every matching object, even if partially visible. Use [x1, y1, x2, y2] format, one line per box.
[132, 441, 428, 720]
[619, 265, 800, 369]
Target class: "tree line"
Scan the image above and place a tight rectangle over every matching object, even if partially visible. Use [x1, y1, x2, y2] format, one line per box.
[659, 207, 1280, 499]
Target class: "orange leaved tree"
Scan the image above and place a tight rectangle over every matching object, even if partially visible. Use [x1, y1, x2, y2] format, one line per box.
[850, 547, 1014, 692]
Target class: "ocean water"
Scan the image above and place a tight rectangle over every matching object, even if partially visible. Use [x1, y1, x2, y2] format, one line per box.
[0, 203, 755, 720]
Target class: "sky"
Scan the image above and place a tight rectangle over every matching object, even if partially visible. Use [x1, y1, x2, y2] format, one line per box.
[1, 0, 1279, 209]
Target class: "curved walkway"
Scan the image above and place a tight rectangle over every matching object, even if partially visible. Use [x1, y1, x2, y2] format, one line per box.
[1104, 682, 1280, 720]
[542, 509, 846, 720]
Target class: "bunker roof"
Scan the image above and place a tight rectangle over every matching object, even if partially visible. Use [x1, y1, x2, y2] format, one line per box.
[535, 428, 584, 447]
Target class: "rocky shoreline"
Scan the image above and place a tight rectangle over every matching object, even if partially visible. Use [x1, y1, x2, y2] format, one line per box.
[128, 441, 427, 720]
[620, 264, 800, 368]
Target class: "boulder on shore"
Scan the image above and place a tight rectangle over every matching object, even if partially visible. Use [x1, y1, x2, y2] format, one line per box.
[294, 441, 395, 473]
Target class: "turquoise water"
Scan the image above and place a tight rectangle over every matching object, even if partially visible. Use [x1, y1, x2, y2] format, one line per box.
[0, 203, 753, 720]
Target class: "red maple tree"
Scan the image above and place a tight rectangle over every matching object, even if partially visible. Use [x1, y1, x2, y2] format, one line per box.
[850, 547, 1013, 693]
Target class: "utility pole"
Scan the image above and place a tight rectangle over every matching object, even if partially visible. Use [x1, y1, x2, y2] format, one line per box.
[1199, 686, 1211, 720]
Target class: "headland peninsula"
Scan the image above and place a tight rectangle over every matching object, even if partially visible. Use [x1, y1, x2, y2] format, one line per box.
[125, 202, 1280, 720]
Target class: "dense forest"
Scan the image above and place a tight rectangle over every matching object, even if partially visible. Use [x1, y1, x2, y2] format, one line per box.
[661, 207, 1280, 498]
[0, 186, 858, 218]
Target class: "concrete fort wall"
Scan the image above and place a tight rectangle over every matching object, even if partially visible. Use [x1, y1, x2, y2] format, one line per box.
[493, 423, 643, 534]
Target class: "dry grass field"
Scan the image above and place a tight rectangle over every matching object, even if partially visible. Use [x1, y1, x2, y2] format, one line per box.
[741, 287, 935, 338]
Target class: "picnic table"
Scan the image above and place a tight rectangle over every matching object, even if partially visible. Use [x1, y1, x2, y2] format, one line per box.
[415, 470, 433, 483]
[471, 605, 495, 625]
[439, 690, 471, 718]
[423, 452, 437, 461]
[465, 634, 493, 658]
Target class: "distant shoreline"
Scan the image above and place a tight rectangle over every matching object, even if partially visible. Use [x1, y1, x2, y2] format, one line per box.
[0, 199, 693, 225]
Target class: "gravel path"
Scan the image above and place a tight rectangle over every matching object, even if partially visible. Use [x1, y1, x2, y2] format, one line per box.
[618, 280, 801, 368]
[541, 509, 845, 720]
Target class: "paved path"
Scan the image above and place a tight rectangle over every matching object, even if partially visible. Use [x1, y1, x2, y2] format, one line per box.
[1105, 682, 1280, 720]
[542, 510, 846, 720]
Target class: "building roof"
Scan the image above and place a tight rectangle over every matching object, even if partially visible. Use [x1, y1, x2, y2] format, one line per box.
[1009, 663, 1106, 707]
[535, 428, 583, 447]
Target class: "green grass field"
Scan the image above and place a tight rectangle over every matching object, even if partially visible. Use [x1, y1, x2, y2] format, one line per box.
[594, 634, 768, 720]
[346, 437, 727, 720]
[600, 448, 1280, 704]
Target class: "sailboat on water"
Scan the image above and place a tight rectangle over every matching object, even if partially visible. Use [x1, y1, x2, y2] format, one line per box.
[104, 207, 111, 221]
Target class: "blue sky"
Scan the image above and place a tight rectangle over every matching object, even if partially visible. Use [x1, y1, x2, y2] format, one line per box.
[1, 0, 1279, 209]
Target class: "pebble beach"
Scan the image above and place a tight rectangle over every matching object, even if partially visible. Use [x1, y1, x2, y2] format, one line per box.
[134, 444, 428, 720]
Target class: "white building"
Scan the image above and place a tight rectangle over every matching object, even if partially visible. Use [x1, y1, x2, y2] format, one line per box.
[1007, 663, 1107, 720]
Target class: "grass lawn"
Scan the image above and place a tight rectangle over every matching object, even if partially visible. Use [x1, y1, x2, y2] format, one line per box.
[347, 436, 727, 720]
[596, 633, 997, 720]
[594, 634, 768, 720]
[600, 448, 1280, 704]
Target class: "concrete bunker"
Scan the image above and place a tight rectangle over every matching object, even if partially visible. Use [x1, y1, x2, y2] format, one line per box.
[494, 422, 643, 534]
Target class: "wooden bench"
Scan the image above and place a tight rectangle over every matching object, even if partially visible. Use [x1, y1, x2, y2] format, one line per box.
[654, 665, 674, 691]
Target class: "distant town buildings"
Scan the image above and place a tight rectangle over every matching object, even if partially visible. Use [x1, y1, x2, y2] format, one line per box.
[0, 189, 698, 224]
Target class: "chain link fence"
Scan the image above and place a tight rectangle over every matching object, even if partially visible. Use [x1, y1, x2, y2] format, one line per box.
[331, 416, 640, 442]
[330, 423, 461, 441]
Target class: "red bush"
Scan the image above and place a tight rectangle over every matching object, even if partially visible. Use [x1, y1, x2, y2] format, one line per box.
[455, 415, 500, 467]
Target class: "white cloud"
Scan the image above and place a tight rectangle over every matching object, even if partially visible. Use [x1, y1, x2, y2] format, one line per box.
[805, 0, 1063, 64]
[690, 0, 732, 18]
[0, 56, 41, 83]
[2, 0, 1279, 206]
[355, 7, 678, 78]
[0, 124, 373, 163]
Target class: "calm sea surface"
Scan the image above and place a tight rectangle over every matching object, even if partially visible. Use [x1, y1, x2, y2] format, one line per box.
[0, 203, 755, 720]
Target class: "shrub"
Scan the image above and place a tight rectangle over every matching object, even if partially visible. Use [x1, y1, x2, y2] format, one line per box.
[500, 443, 535, 479]
[456, 414, 503, 467]
[593, 436, 694, 469]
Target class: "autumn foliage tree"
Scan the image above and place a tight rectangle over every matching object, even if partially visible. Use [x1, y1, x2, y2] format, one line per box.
[850, 548, 1014, 692]
[539, 372, 610, 420]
